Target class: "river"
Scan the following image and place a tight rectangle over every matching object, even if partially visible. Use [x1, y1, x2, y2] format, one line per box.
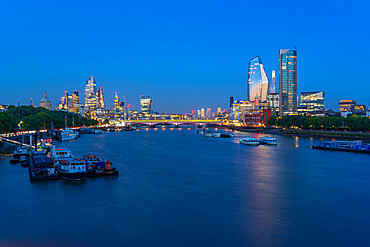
[0, 128, 369, 247]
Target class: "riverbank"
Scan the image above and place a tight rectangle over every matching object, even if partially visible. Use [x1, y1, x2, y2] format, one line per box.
[223, 125, 280, 134]
[280, 129, 370, 141]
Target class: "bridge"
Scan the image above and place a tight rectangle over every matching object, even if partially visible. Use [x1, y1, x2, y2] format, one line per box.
[0, 136, 36, 153]
[124, 119, 223, 128]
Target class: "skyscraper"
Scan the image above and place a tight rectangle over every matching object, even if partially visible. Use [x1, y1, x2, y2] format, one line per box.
[269, 70, 277, 94]
[84, 76, 97, 112]
[247, 56, 269, 102]
[279, 49, 297, 116]
[96, 86, 105, 111]
[140, 95, 152, 116]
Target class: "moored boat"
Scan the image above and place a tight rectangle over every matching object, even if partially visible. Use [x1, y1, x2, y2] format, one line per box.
[83, 154, 119, 177]
[239, 136, 260, 145]
[56, 158, 87, 181]
[259, 136, 278, 145]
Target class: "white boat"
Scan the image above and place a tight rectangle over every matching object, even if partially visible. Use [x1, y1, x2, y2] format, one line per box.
[259, 136, 278, 145]
[53, 148, 86, 180]
[94, 129, 104, 134]
[212, 132, 221, 138]
[196, 129, 205, 135]
[204, 131, 213, 137]
[56, 158, 87, 181]
[239, 136, 260, 145]
[60, 128, 79, 141]
[54, 148, 74, 160]
[13, 146, 29, 158]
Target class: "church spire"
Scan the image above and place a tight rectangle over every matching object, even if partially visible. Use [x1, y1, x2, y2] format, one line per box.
[44, 90, 47, 98]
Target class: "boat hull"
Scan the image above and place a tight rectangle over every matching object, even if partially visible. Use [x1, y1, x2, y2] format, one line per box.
[59, 172, 87, 181]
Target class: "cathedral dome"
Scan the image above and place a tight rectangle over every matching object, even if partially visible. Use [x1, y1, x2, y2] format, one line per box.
[39, 91, 52, 110]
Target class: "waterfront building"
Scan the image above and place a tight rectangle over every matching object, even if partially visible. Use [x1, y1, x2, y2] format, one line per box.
[354, 104, 366, 113]
[299, 91, 325, 113]
[339, 100, 356, 112]
[247, 56, 269, 102]
[279, 49, 298, 116]
[39, 91, 52, 110]
[231, 100, 253, 120]
[140, 95, 152, 116]
[269, 70, 277, 94]
[84, 76, 97, 113]
[242, 109, 272, 127]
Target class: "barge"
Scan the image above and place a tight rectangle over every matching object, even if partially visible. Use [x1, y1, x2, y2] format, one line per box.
[312, 140, 370, 154]
[29, 154, 60, 181]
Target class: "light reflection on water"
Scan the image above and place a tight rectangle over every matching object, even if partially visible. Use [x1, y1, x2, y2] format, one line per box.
[0, 128, 370, 247]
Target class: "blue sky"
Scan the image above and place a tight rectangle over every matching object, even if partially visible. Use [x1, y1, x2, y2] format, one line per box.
[0, 0, 369, 113]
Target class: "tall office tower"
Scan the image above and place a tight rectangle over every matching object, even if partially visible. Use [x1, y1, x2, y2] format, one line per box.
[247, 56, 269, 102]
[200, 108, 205, 118]
[217, 107, 222, 114]
[72, 91, 80, 105]
[140, 95, 152, 116]
[269, 70, 277, 94]
[113, 92, 122, 111]
[206, 108, 212, 118]
[84, 76, 97, 112]
[279, 49, 297, 116]
[96, 86, 105, 110]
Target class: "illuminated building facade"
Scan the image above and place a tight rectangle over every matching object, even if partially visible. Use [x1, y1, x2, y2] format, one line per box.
[140, 95, 152, 116]
[269, 70, 277, 94]
[84, 76, 97, 112]
[354, 104, 366, 113]
[339, 100, 356, 112]
[300, 91, 325, 113]
[247, 56, 269, 102]
[279, 49, 298, 115]
[72, 91, 80, 105]
[267, 93, 279, 114]
[96, 86, 105, 112]
[206, 108, 212, 118]
[243, 109, 272, 127]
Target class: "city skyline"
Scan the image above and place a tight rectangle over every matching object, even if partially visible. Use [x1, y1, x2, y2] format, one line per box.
[0, 0, 369, 112]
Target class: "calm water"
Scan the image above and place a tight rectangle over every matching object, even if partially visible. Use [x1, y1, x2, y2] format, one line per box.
[0, 128, 369, 247]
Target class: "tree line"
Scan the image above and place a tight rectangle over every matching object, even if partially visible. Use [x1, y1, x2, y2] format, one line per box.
[268, 115, 370, 131]
[0, 106, 98, 133]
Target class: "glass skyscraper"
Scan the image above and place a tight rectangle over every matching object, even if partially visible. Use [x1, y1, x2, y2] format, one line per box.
[140, 95, 152, 116]
[279, 49, 297, 115]
[247, 56, 269, 102]
[84, 76, 97, 112]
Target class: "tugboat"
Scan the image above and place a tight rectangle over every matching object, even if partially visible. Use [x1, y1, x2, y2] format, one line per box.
[239, 136, 260, 145]
[83, 154, 119, 177]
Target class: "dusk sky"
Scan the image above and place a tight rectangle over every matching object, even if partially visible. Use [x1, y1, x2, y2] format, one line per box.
[0, 0, 369, 113]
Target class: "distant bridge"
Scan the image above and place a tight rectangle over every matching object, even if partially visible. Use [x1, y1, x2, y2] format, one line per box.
[0, 136, 36, 152]
[125, 119, 223, 128]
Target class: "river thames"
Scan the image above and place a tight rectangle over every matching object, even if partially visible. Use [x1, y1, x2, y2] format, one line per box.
[0, 128, 369, 247]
